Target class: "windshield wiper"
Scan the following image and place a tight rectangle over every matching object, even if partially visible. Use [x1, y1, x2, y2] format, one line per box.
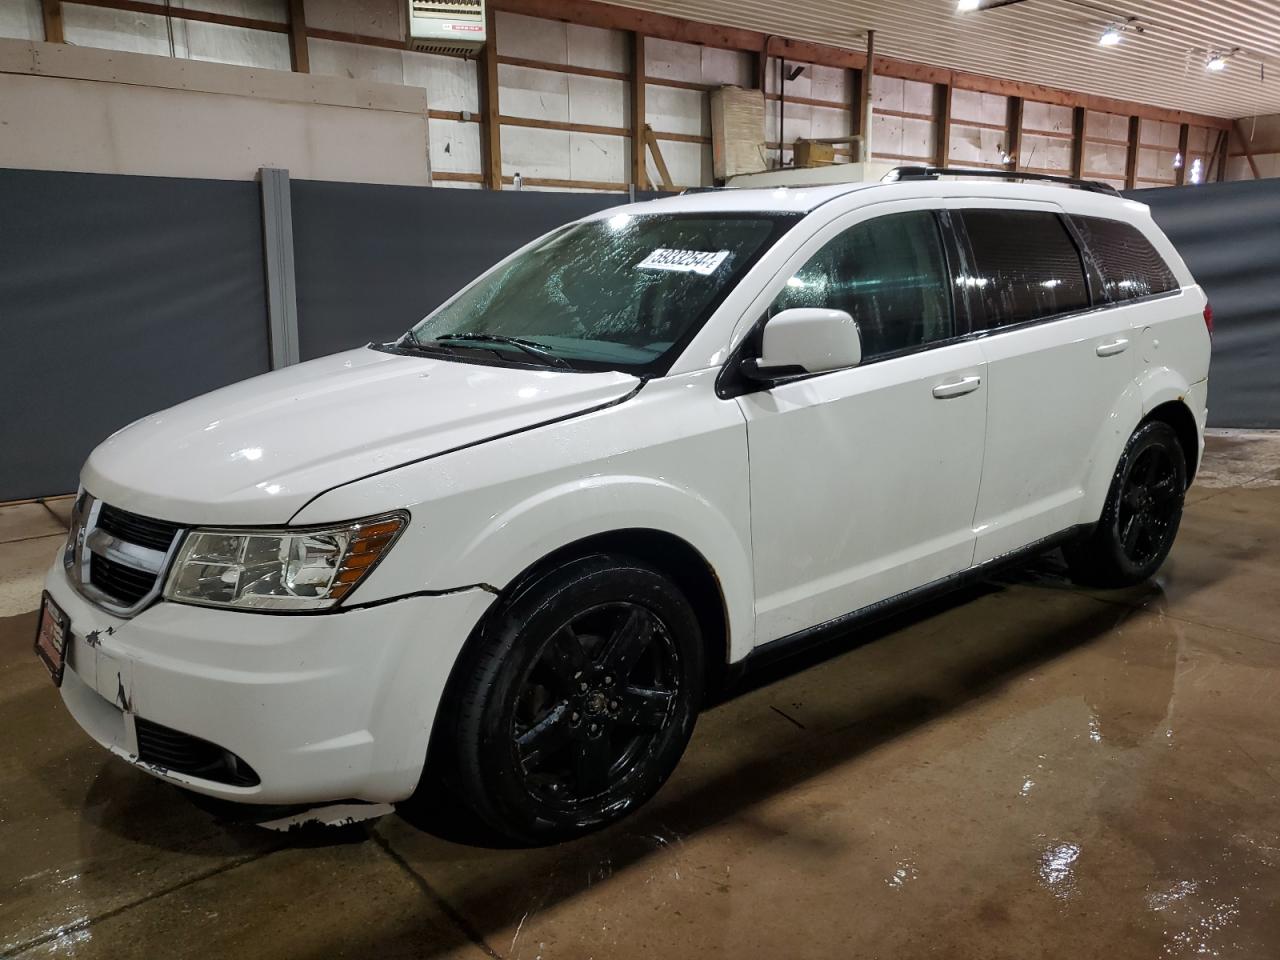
[435, 333, 574, 369]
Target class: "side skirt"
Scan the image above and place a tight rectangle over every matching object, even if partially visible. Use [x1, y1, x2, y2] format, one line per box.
[734, 525, 1092, 675]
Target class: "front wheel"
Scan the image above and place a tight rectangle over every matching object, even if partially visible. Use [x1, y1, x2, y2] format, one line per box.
[442, 555, 704, 845]
[1065, 420, 1187, 587]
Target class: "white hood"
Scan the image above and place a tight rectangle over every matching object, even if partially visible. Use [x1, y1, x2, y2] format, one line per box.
[82, 347, 639, 525]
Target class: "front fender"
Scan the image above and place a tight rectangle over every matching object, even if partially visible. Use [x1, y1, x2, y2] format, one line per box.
[449, 474, 756, 660]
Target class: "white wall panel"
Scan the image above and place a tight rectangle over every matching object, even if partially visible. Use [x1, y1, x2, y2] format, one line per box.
[429, 118, 480, 175]
[182, 20, 290, 71]
[62, 4, 174, 56]
[1086, 110, 1129, 143]
[647, 83, 706, 137]
[502, 125, 570, 180]
[496, 10, 566, 63]
[567, 22, 626, 72]
[308, 36, 404, 85]
[178, 0, 285, 22]
[949, 124, 1003, 165]
[1021, 133, 1070, 172]
[645, 37, 701, 82]
[499, 62, 569, 121]
[701, 46, 751, 87]
[570, 131, 627, 183]
[648, 138, 705, 188]
[568, 74, 626, 128]
[403, 50, 479, 114]
[903, 79, 933, 117]
[305, 0, 402, 42]
[0, 0, 42, 40]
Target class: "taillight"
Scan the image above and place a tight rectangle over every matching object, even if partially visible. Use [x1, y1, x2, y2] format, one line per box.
[1203, 302, 1214, 336]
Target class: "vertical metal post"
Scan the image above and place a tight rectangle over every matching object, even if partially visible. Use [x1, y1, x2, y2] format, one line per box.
[259, 168, 300, 369]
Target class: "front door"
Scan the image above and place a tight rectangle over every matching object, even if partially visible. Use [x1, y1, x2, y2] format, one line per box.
[738, 206, 988, 645]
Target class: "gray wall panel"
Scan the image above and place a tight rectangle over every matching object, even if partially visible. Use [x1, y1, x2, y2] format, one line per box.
[1126, 179, 1280, 428]
[0, 168, 270, 500]
[290, 181, 637, 360]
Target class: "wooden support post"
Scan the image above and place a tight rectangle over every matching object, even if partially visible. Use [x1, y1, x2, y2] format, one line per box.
[1124, 115, 1139, 190]
[934, 83, 952, 168]
[1233, 120, 1261, 180]
[630, 32, 647, 189]
[1215, 128, 1229, 182]
[1070, 106, 1085, 179]
[479, 5, 502, 190]
[644, 125, 674, 190]
[754, 40, 768, 91]
[41, 0, 63, 42]
[1175, 122, 1189, 185]
[859, 30, 875, 161]
[288, 0, 309, 73]
[1005, 95, 1023, 169]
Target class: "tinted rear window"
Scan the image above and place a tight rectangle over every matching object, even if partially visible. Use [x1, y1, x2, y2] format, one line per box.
[959, 209, 1090, 329]
[1070, 215, 1179, 302]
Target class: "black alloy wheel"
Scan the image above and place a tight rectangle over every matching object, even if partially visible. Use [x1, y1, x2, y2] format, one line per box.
[513, 602, 682, 807]
[438, 555, 704, 844]
[1065, 420, 1188, 587]
[1115, 443, 1183, 568]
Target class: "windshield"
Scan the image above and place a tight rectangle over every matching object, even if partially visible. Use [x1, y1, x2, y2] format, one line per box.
[402, 212, 798, 374]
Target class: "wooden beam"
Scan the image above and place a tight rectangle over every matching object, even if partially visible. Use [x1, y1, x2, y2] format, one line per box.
[287, 0, 309, 73]
[501, 115, 626, 138]
[41, 0, 62, 42]
[849, 67, 862, 152]
[1233, 120, 1261, 180]
[1214, 129, 1229, 182]
[1069, 106, 1085, 179]
[503, 175, 628, 192]
[644, 125, 674, 190]
[1124, 116, 1140, 190]
[497, 55, 627, 83]
[1005, 96, 1023, 169]
[631, 32, 647, 189]
[1175, 122, 1189, 186]
[935, 83, 952, 168]
[860, 30, 875, 161]
[68, 0, 287, 34]
[479, 6, 502, 190]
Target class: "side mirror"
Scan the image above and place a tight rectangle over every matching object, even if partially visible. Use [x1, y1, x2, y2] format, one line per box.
[742, 308, 862, 381]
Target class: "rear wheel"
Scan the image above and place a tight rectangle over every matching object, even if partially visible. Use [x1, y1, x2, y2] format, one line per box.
[1065, 420, 1187, 587]
[442, 555, 703, 845]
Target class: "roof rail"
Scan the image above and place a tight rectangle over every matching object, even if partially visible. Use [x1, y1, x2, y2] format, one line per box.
[883, 165, 1121, 196]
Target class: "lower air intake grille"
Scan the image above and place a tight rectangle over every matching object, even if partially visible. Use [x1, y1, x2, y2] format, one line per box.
[134, 718, 260, 787]
[89, 553, 157, 606]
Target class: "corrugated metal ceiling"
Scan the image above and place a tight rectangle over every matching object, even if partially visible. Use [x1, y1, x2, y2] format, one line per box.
[612, 0, 1280, 119]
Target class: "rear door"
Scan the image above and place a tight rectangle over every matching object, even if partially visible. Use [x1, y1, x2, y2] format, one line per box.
[953, 201, 1138, 563]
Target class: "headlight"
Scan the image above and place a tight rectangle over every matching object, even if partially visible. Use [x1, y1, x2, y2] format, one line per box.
[163, 514, 406, 611]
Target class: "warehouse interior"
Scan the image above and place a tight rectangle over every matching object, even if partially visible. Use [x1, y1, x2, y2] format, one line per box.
[3, 0, 1280, 956]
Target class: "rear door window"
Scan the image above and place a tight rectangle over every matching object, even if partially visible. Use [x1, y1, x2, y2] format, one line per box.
[958, 209, 1090, 330]
[1069, 215, 1179, 302]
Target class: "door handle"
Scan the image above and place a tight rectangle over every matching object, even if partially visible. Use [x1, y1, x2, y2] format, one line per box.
[1096, 338, 1129, 357]
[932, 376, 982, 399]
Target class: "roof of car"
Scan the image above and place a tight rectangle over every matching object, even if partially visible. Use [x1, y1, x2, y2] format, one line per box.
[583, 177, 1150, 221]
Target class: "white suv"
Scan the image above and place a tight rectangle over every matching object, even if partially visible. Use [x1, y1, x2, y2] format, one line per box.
[37, 171, 1210, 843]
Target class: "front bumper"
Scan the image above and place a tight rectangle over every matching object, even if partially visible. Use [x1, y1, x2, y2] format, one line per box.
[45, 561, 494, 805]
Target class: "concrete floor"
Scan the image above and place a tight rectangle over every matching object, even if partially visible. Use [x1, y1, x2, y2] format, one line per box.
[3, 431, 1280, 959]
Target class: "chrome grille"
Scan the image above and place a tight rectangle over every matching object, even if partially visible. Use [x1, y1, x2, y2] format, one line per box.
[67, 494, 185, 616]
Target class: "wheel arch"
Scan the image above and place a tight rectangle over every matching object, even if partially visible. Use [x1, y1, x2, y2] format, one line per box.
[488, 528, 732, 694]
[1143, 399, 1201, 486]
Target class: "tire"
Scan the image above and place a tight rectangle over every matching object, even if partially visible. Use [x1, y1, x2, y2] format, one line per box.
[1065, 420, 1188, 588]
[440, 554, 704, 845]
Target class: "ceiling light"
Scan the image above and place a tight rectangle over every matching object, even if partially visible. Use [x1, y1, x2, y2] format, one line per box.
[1099, 25, 1122, 46]
[957, 0, 981, 11]
[1206, 53, 1228, 72]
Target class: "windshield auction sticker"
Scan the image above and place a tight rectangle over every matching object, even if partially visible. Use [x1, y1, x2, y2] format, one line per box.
[637, 248, 731, 276]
